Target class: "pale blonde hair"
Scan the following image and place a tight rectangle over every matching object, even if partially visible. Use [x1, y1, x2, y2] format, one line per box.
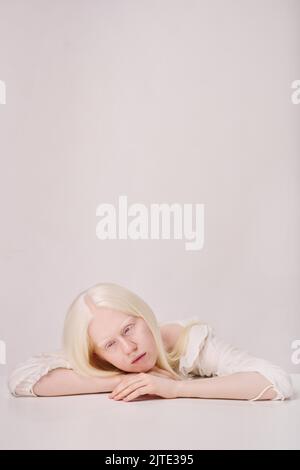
[63, 282, 201, 380]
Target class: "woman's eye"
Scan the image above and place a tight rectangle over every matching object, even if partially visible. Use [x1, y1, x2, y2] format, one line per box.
[105, 324, 134, 349]
[124, 324, 134, 334]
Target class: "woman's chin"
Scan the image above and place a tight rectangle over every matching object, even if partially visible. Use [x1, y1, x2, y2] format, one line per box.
[131, 354, 155, 371]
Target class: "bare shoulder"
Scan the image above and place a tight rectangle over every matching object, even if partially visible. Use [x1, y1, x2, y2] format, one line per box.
[160, 323, 185, 352]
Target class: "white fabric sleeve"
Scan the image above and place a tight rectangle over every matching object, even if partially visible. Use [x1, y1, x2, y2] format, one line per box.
[8, 350, 73, 397]
[179, 323, 294, 401]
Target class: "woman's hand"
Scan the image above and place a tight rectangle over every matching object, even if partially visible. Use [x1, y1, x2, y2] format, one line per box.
[147, 365, 178, 380]
[108, 369, 180, 402]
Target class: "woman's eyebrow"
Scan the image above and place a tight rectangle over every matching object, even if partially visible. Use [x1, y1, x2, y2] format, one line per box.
[97, 317, 134, 345]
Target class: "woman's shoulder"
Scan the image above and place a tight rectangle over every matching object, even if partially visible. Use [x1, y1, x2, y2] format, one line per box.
[160, 322, 185, 352]
[159, 317, 209, 352]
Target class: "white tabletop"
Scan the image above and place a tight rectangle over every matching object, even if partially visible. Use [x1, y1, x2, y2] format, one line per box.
[0, 374, 299, 450]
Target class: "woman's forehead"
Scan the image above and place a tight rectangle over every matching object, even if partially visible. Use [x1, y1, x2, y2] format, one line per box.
[88, 308, 135, 342]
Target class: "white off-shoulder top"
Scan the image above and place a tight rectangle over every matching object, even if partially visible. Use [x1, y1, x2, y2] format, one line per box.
[7, 317, 294, 401]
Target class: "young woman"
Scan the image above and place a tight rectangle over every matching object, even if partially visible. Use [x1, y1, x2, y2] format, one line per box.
[8, 282, 294, 401]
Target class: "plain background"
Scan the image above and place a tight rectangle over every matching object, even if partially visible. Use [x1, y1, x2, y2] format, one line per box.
[0, 0, 299, 379]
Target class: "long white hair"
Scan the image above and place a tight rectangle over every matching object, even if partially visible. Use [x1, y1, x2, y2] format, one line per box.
[63, 282, 200, 379]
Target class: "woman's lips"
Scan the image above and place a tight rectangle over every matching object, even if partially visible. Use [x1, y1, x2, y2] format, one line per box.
[132, 353, 146, 363]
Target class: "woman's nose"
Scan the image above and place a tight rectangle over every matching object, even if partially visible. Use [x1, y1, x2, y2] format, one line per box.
[119, 337, 137, 353]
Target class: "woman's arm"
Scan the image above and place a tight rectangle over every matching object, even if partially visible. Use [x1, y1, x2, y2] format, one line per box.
[175, 371, 278, 401]
[33, 368, 124, 397]
[179, 323, 294, 401]
[8, 351, 126, 397]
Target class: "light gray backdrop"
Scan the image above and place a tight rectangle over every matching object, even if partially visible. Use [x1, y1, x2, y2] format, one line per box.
[0, 0, 299, 378]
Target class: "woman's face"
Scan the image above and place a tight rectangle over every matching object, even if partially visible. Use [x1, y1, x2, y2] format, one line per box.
[86, 297, 158, 373]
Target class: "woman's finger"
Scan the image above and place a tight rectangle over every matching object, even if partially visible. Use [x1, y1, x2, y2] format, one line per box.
[109, 376, 144, 399]
[123, 385, 151, 402]
[111, 380, 148, 400]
